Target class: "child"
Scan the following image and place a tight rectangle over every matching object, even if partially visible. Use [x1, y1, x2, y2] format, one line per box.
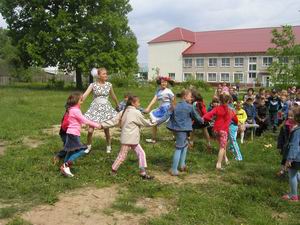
[267, 89, 282, 132]
[60, 92, 101, 177]
[117, 92, 131, 112]
[207, 98, 220, 137]
[101, 96, 156, 179]
[190, 89, 211, 150]
[255, 97, 269, 136]
[277, 110, 297, 176]
[243, 98, 256, 125]
[235, 102, 247, 144]
[144, 76, 175, 143]
[228, 102, 243, 161]
[282, 107, 300, 201]
[243, 88, 255, 102]
[204, 94, 238, 170]
[167, 89, 199, 176]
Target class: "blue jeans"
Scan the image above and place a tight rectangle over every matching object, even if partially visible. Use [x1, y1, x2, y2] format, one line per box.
[64, 148, 86, 163]
[172, 132, 188, 174]
[288, 168, 300, 196]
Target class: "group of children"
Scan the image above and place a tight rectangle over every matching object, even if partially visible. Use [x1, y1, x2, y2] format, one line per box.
[53, 69, 300, 201]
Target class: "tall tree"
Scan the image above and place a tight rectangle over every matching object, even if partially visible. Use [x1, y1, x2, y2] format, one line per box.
[0, 0, 138, 89]
[267, 25, 300, 89]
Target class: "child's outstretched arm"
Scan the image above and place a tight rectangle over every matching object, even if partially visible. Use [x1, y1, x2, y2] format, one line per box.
[74, 109, 100, 128]
[144, 96, 157, 113]
[135, 111, 157, 127]
[101, 112, 122, 128]
[203, 107, 217, 122]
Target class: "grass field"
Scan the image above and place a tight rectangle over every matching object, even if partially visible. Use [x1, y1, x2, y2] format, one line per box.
[0, 83, 300, 225]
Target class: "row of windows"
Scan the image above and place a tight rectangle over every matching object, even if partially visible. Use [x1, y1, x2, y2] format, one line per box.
[183, 57, 274, 68]
[169, 72, 258, 83]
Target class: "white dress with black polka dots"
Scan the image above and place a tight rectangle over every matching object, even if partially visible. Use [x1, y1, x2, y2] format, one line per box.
[84, 82, 117, 123]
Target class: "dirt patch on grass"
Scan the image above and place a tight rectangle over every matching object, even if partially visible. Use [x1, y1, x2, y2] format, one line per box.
[272, 211, 289, 220]
[0, 141, 7, 156]
[20, 186, 170, 225]
[152, 171, 210, 185]
[43, 125, 121, 140]
[22, 137, 43, 149]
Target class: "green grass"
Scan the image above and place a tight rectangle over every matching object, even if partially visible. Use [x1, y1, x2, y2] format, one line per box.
[0, 83, 299, 224]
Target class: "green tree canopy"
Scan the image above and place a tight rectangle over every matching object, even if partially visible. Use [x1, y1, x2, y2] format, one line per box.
[0, 0, 138, 88]
[267, 25, 300, 89]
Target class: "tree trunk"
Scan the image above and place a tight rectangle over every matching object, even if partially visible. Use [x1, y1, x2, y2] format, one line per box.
[89, 74, 93, 84]
[76, 68, 83, 89]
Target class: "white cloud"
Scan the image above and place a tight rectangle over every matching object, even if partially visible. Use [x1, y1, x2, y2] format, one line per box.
[0, 14, 7, 28]
[128, 0, 300, 64]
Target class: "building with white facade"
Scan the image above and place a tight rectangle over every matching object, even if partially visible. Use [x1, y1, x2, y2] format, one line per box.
[148, 26, 300, 86]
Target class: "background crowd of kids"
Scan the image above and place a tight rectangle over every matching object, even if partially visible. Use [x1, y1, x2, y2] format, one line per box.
[54, 67, 300, 201]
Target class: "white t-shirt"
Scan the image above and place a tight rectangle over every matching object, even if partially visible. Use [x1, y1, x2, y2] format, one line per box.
[155, 88, 174, 106]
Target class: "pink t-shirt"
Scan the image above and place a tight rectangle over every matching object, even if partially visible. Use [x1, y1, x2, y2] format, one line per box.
[67, 105, 99, 136]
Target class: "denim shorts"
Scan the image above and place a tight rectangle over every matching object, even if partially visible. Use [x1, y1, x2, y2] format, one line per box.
[175, 131, 188, 149]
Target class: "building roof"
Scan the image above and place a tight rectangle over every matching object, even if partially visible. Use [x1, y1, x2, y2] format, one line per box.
[148, 26, 300, 55]
[148, 27, 195, 44]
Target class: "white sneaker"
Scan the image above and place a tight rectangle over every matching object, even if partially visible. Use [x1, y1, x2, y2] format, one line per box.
[60, 163, 74, 177]
[106, 146, 112, 153]
[84, 145, 92, 154]
[145, 139, 156, 144]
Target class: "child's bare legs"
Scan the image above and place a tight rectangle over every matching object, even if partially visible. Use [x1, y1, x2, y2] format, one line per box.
[104, 128, 112, 153]
[216, 148, 226, 169]
[216, 131, 228, 169]
[203, 127, 212, 151]
[189, 131, 194, 148]
[239, 124, 245, 144]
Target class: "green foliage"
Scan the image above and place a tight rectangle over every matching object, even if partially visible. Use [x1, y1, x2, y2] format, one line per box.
[0, 0, 138, 88]
[46, 77, 65, 89]
[180, 78, 211, 91]
[267, 25, 300, 89]
[109, 73, 138, 88]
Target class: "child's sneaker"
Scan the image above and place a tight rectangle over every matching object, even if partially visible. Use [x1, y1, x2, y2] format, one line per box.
[106, 146, 112, 153]
[282, 194, 299, 202]
[169, 169, 179, 176]
[179, 166, 188, 172]
[60, 163, 74, 177]
[84, 145, 92, 154]
[140, 174, 154, 180]
[145, 139, 156, 144]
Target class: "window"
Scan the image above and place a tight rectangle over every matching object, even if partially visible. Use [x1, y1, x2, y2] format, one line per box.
[249, 72, 256, 79]
[195, 72, 204, 80]
[234, 73, 244, 82]
[249, 57, 257, 63]
[234, 58, 244, 67]
[168, 73, 175, 80]
[184, 58, 192, 67]
[208, 58, 218, 67]
[183, 73, 193, 81]
[220, 73, 230, 82]
[262, 57, 273, 66]
[279, 57, 289, 64]
[249, 64, 257, 71]
[196, 58, 204, 67]
[207, 73, 217, 82]
[221, 58, 230, 67]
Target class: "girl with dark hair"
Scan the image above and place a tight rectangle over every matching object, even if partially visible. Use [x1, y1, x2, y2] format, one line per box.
[101, 96, 156, 179]
[204, 94, 238, 170]
[60, 92, 101, 177]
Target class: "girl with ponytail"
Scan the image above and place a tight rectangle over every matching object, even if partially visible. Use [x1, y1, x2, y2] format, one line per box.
[101, 95, 156, 179]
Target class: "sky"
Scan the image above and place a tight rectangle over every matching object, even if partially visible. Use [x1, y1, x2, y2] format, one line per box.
[1, 0, 300, 65]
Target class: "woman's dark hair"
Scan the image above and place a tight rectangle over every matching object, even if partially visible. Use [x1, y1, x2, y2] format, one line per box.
[65, 92, 82, 110]
[156, 77, 175, 86]
[120, 95, 139, 120]
[191, 89, 203, 102]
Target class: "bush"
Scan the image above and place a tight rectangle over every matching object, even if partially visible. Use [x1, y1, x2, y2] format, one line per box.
[46, 77, 65, 89]
[180, 78, 211, 91]
[109, 73, 138, 88]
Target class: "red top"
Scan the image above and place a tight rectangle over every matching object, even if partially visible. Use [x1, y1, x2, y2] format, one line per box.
[203, 104, 238, 133]
[196, 101, 207, 116]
